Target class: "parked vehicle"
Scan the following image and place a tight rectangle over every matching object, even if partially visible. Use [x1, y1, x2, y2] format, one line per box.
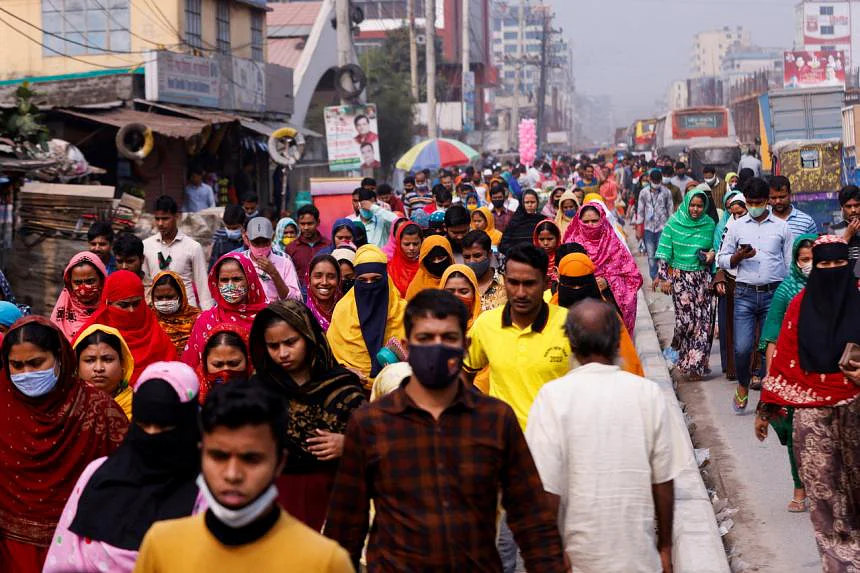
[767, 87, 844, 143]
[688, 140, 741, 181]
[771, 138, 843, 231]
[842, 104, 860, 186]
[627, 118, 657, 155]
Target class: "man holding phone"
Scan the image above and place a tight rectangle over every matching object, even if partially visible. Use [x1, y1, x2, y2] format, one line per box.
[718, 178, 793, 414]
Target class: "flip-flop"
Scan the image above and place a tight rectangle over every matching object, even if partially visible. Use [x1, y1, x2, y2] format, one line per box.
[732, 389, 748, 414]
[787, 498, 808, 513]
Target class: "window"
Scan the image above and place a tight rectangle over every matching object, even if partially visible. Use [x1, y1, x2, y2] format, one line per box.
[251, 11, 264, 62]
[820, 25, 834, 35]
[216, 0, 230, 54]
[503, 31, 517, 40]
[504, 44, 516, 53]
[800, 149, 820, 169]
[525, 30, 541, 40]
[820, 5, 834, 15]
[41, 0, 130, 56]
[185, 0, 202, 49]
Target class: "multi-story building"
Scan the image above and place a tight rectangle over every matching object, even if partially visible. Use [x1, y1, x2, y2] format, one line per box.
[794, 0, 860, 68]
[691, 26, 751, 78]
[721, 45, 785, 84]
[350, 0, 496, 132]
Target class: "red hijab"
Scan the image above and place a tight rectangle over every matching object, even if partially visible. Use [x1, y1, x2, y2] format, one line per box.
[83, 270, 177, 384]
[0, 316, 128, 548]
[195, 323, 252, 404]
[182, 253, 268, 369]
[387, 223, 422, 297]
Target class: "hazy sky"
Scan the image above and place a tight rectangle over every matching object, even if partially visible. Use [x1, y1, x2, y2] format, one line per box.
[547, 0, 797, 126]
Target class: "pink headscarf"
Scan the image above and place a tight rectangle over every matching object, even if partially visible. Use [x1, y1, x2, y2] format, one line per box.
[381, 216, 408, 259]
[135, 361, 200, 403]
[181, 253, 268, 369]
[562, 202, 643, 333]
[51, 251, 108, 342]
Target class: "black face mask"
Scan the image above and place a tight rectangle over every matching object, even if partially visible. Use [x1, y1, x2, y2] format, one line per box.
[424, 257, 451, 277]
[491, 198, 505, 209]
[408, 344, 464, 389]
[341, 278, 355, 293]
[557, 275, 602, 308]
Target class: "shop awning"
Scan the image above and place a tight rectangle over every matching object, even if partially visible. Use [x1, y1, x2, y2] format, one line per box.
[56, 108, 210, 140]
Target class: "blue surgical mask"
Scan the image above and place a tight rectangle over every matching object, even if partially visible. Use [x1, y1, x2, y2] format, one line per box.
[359, 208, 374, 220]
[225, 228, 242, 240]
[747, 205, 767, 218]
[11, 366, 59, 397]
[563, 208, 577, 218]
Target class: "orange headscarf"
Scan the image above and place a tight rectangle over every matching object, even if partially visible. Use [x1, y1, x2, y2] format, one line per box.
[439, 264, 481, 328]
[149, 270, 201, 356]
[551, 253, 644, 377]
[471, 207, 502, 246]
[405, 235, 454, 300]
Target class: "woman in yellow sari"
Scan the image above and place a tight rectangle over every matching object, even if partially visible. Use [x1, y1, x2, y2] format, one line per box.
[470, 207, 502, 247]
[327, 245, 406, 389]
[551, 253, 644, 377]
[405, 235, 454, 300]
[74, 324, 135, 419]
[439, 264, 493, 392]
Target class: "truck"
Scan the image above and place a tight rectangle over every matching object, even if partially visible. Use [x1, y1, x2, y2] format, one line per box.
[766, 87, 844, 143]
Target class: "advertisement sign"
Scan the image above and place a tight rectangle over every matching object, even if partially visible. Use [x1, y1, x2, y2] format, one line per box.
[323, 104, 381, 172]
[783, 50, 846, 88]
[145, 50, 270, 112]
[803, 3, 851, 45]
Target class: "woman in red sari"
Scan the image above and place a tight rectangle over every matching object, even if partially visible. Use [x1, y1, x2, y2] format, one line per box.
[182, 253, 268, 370]
[82, 271, 177, 385]
[758, 236, 860, 571]
[0, 317, 127, 572]
[386, 222, 423, 297]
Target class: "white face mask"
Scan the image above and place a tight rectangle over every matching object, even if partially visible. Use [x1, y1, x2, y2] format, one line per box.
[154, 299, 181, 315]
[196, 474, 279, 529]
[799, 262, 812, 277]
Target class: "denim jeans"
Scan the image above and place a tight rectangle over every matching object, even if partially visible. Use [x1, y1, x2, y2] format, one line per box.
[497, 513, 524, 573]
[733, 286, 773, 388]
[643, 230, 662, 279]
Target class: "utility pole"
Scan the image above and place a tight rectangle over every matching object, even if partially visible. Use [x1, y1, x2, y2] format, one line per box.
[407, 0, 419, 101]
[535, 11, 549, 153]
[510, 0, 525, 150]
[426, 0, 437, 138]
[335, 0, 353, 104]
[461, 0, 471, 132]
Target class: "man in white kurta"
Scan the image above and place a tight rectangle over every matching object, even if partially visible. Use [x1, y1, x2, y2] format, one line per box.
[525, 300, 683, 573]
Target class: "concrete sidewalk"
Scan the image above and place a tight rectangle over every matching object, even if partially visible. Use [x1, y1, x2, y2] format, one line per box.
[632, 288, 731, 573]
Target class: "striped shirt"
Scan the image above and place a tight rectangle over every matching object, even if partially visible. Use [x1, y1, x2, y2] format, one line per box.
[779, 206, 818, 239]
[403, 188, 434, 215]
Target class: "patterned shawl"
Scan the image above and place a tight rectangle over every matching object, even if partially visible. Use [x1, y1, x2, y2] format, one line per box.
[149, 270, 201, 356]
[562, 201, 643, 333]
[51, 252, 107, 342]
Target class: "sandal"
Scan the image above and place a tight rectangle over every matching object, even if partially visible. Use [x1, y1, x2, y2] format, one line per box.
[749, 376, 763, 391]
[732, 390, 749, 414]
[787, 498, 808, 513]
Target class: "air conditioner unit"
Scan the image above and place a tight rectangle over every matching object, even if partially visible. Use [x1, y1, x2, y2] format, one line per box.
[416, 34, 426, 45]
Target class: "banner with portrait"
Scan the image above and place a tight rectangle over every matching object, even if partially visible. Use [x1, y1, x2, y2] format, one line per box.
[324, 104, 381, 172]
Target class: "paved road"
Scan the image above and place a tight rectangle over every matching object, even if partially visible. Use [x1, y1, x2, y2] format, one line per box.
[630, 245, 820, 572]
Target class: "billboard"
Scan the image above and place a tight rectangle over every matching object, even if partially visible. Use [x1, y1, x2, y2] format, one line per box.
[802, 2, 851, 45]
[783, 50, 846, 88]
[323, 104, 381, 172]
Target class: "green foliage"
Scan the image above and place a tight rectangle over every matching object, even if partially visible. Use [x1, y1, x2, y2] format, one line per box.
[1, 83, 49, 148]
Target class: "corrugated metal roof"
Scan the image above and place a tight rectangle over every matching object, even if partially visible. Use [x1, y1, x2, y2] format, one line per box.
[56, 108, 210, 139]
[268, 38, 306, 70]
[132, 99, 242, 124]
[267, 1, 322, 28]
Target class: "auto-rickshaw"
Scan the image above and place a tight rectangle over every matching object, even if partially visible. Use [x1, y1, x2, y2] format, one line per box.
[771, 138, 843, 232]
[687, 139, 741, 181]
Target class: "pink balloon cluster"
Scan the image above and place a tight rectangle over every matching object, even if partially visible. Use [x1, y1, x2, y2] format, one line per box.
[518, 119, 537, 165]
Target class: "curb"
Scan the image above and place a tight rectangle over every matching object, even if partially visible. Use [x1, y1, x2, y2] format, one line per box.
[633, 289, 731, 573]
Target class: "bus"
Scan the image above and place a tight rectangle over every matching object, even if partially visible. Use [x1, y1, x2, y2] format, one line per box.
[655, 106, 737, 159]
[627, 118, 657, 154]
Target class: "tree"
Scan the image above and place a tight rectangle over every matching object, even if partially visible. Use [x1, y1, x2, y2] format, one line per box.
[1, 83, 49, 152]
[359, 27, 447, 174]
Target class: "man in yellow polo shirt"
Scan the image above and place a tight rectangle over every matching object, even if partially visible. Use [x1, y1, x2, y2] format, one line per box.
[464, 243, 573, 572]
[465, 243, 573, 429]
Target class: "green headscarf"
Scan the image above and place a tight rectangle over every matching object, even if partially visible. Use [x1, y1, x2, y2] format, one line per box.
[273, 217, 297, 256]
[655, 186, 716, 271]
[758, 233, 817, 351]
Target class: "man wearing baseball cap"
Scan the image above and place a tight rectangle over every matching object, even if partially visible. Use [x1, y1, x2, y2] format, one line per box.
[235, 216, 301, 302]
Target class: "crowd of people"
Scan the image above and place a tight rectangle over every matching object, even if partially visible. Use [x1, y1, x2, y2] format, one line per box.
[0, 151, 858, 573]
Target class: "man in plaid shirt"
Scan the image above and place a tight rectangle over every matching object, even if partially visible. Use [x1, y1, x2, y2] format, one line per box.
[324, 290, 568, 572]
